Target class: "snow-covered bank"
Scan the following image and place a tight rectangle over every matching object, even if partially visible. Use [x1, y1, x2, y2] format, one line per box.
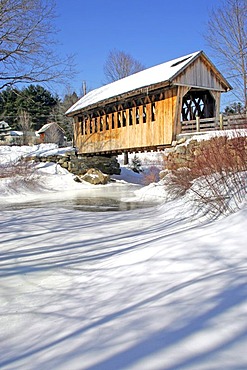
[0, 200, 247, 369]
[0, 143, 247, 369]
[0, 143, 73, 164]
[0, 144, 166, 206]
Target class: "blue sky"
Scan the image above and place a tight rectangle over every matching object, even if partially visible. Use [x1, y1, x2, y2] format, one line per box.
[55, 0, 233, 105]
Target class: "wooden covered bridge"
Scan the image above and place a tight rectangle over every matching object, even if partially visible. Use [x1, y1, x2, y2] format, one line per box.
[66, 51, 232, 155]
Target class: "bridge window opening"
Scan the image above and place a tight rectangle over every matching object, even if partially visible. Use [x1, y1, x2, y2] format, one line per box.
[118, 112, 121, 128]
[111, 113, 115, 129]
[123, 111, 126, 127]
[136, 107, 140, 124]
[94, 117, 98, 132]
[100, 117, 103, 131]
[79, 116, 83, 135]
[151, 103, 156, 121]
[129, 109, 133, 125]
[181, 90, 215, 121]
[143, 105, 147, 123]
[84, 119, 87, 135]
[106, 115, 109, 130]
[89, 118, 93, 134]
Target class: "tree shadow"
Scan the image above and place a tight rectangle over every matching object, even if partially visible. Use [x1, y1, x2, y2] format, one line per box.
[0, 205, 246, 369]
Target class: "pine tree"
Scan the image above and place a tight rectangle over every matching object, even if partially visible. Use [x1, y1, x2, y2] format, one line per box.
[16, 85, 59, 130]
[0, 88, 19, 128]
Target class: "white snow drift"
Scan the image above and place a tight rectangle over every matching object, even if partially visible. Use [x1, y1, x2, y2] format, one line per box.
[0, 143, 246, 370]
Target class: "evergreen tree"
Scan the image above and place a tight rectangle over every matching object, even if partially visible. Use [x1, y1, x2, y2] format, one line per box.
[63, 92, 79, 111]
[0, 85, 79, 141]
[0, 87, 19, 128]
[224, 102, 244, 115]
[16, 85, 59, 130]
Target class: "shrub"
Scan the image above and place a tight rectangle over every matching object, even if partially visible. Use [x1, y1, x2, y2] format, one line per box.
[165, 132, 247, 216]
[0, 158, 40, 190]
[130, 154, 142, 173]
[142, 166, 161, 185]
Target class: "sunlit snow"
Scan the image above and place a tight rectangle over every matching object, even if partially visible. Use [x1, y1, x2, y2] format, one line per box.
[0, 143, 246, 370]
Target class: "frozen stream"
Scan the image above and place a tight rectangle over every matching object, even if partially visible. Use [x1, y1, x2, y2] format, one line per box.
[1, 183, 162, 212]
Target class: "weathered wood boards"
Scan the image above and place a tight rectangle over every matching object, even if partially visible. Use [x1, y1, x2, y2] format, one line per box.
[73, 87, 177, 154]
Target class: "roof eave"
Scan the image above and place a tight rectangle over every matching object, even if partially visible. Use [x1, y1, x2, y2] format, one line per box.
[66, 80, 171, 116]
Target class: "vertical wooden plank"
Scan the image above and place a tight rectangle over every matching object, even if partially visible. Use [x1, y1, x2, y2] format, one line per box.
[146, 103, 151, 146]
[196, 116, 200, 132]
[174, 86, 190, 136]
[219, 114, 223, 130]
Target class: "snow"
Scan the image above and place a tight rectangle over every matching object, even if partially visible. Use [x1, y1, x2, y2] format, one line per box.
[0, 143, 247, 370]
[0, 143, 73, 164]
[180, 128, 247, 145]
[9, 130, 23, 137]
[66, 51, 201, 114]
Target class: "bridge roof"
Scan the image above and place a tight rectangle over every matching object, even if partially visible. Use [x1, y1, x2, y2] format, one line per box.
[66, 51, 229, 115]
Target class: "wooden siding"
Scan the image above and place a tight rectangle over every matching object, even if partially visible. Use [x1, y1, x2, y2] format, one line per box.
[173, 56, 227, 91]
[74, 87, 178, 154]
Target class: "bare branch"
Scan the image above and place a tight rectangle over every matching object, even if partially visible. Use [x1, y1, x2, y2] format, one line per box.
[205, 0, 247, 109]
[104, 49, 145, 83]
[0, 0, 75, 90]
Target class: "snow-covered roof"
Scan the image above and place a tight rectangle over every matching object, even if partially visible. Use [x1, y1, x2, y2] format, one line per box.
[10, 130, 23, 136]
[37, 122, 65, 134]
[37, 123, 54, 134]
[66, 51, 202, 115]
[0, 120, 11, 130]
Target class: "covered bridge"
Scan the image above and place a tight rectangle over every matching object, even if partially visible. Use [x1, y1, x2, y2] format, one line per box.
[66, 51, 231, 155]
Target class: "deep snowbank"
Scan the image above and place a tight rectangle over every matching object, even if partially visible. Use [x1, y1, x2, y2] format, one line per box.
[0, 197, 246, 369]
[0, 143, 247, 369]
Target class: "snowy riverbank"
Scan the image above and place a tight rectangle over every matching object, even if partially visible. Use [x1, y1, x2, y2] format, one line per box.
[0, 144, 247, 369]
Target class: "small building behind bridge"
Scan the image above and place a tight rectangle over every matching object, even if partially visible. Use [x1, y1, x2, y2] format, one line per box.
[66, 51, 231, 156]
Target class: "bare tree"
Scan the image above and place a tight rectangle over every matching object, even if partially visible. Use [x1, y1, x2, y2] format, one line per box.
[205, 0, 247, 110]
[18, 110, 32, 145]
[104, 49, 145, 83]
[0, 0, 74, 90]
